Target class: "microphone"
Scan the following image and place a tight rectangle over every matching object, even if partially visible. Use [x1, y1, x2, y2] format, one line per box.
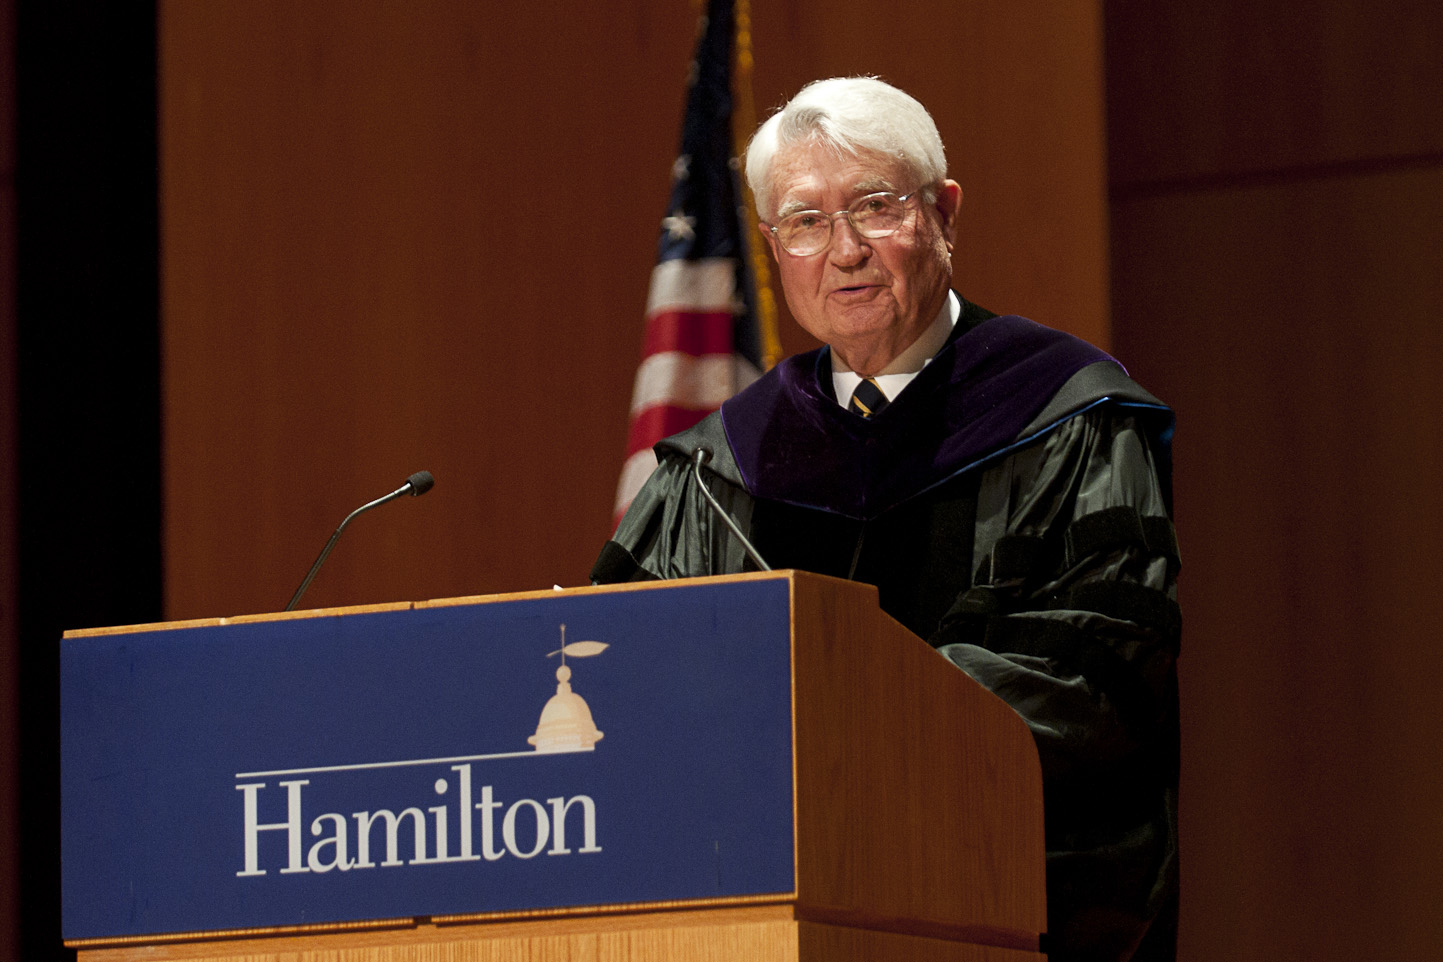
[691, 448, 771, 572]
[285, 470, 436, 611]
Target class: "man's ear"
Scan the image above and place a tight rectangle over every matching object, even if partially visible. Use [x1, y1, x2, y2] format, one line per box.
[758, 222, 781, 262]
[933, 180, 963, 245]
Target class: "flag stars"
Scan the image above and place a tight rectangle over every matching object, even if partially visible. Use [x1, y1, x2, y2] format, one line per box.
[672, 154, 691, 182]
[662, 210, 697, 242]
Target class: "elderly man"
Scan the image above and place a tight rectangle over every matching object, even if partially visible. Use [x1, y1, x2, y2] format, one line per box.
[593, 78, 1179, 962]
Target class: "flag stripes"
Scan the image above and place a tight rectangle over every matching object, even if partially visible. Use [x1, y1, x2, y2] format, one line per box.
[610, 0, 765, 530]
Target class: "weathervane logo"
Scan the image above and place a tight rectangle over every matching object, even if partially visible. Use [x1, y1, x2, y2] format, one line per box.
[529, 625, 607, 752]
[234, 623, 608, 878]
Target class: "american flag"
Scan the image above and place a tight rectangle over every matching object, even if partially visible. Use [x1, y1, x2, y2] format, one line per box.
[611, 0, 770, 527]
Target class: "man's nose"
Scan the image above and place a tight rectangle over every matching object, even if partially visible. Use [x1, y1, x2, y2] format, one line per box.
[828, 216, 870, 265]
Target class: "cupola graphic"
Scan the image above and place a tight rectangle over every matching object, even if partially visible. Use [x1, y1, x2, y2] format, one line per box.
[528, 624, 606, 753]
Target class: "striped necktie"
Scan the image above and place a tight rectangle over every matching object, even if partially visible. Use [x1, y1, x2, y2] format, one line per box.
[848, 377, 890, 419]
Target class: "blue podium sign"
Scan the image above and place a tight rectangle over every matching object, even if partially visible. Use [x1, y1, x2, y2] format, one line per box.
[61, 579, 796, 941]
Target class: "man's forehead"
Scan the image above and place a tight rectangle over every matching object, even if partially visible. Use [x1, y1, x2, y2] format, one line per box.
[770, 148, 906, 215]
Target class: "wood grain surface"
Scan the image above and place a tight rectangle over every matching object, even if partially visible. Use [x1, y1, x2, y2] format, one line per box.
[78, 908, 1046, 962]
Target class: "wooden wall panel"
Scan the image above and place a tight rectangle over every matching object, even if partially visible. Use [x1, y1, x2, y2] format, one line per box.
[1108, 0, 1443, 954]
[1112, 163, 1443, 960]
[160, 0, 1111, 621]
[160, 1, 702, 618]
[1107, 0, 1443, 185]
[1108, 1, 1437, 957]
[747, 0, 1113, 338]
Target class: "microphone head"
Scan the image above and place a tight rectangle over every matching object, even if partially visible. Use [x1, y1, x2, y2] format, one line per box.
[406, 470, 435, 496]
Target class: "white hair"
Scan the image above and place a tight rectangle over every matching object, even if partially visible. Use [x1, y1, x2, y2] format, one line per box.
[744, 77, 948, 220]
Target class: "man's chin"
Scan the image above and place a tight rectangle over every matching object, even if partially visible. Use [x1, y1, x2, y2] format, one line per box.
[825, 305, 901, 340]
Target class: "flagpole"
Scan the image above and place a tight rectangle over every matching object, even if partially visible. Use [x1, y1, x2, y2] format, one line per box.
[730, 0, 783, 371]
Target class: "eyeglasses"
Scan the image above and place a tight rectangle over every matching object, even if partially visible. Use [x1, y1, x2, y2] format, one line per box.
[766, 190, 921, 256]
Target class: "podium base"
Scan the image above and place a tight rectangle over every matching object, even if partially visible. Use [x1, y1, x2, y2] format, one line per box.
[77, 905, 1044, 961]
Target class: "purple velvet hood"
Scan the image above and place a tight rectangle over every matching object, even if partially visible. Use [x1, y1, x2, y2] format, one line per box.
[717, 314, 1118, 519]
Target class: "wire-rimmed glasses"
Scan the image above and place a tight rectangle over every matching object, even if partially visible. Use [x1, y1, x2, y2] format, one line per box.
[766, 190, 921, 256]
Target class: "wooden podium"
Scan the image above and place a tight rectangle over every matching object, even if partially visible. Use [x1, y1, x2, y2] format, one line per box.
[62, 571, 1045, 961]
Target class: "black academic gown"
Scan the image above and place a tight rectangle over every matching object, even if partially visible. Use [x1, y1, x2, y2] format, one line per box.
[592, 299, 1181, 962]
